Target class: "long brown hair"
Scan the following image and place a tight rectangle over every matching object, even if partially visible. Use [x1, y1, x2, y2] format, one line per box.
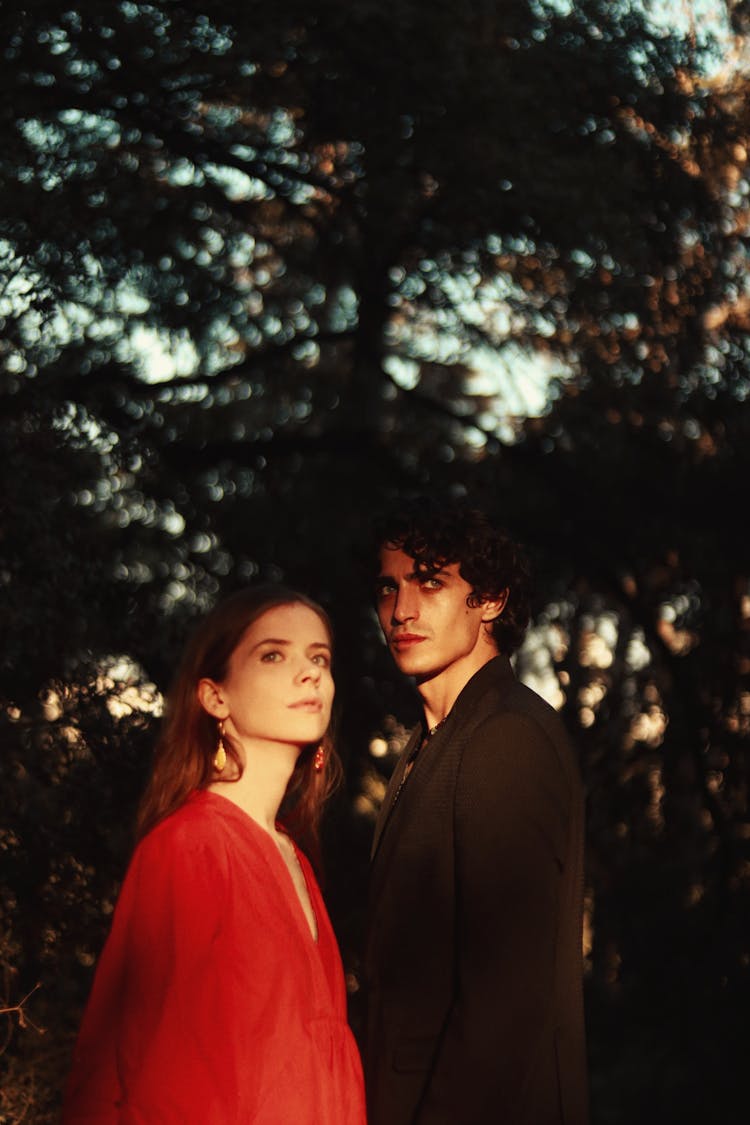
[135, 585, 342, 867]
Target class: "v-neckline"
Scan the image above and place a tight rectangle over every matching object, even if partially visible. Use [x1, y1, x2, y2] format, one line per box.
[273, 827, 320, 944]
[196, 791, 320, 944]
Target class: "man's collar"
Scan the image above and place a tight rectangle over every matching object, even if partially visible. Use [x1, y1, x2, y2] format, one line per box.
[442, 653, 515, 721]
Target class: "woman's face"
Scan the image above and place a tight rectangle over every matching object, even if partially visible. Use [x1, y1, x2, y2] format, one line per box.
[205, 602, 334, 751]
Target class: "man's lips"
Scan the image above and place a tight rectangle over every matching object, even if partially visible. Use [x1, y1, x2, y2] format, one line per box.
[390, 633, 427, 649]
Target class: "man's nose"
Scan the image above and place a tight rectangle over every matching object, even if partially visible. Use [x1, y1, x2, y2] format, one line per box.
[392, 586, 418, 624]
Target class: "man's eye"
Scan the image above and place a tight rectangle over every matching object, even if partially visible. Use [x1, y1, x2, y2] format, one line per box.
[376, 583, 396, 598]
[422, 578, 443, 590]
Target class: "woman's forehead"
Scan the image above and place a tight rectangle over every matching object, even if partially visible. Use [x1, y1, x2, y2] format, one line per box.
[240, 602, 332, 646]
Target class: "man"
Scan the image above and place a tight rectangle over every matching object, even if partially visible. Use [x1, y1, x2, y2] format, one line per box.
[364, 502, 588, 1125]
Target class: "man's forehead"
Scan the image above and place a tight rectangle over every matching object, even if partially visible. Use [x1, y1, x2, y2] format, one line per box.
[377, 546, 459, 577]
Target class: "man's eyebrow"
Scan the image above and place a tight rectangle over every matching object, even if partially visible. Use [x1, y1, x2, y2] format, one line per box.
[376, 567, 451, 584]
[414, 565, 451, 579]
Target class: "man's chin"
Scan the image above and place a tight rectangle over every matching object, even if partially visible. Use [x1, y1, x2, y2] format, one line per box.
[390, 650, 428, 676]
[390, 650, 442, 681]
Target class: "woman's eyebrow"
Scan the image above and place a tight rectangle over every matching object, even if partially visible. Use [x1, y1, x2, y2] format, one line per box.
[249, 638, 332, 652]
[249, 636, 290, 652]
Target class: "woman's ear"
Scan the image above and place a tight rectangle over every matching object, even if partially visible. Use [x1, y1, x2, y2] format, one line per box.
[197, 678, 229, 720]
[481, 588, 509, 623]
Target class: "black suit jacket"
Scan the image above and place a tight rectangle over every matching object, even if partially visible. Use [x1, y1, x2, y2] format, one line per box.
[364, 656, 588, 1125]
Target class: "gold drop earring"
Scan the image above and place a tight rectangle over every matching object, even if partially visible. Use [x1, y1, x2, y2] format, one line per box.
[313, 745, 325, 773]
[214, 720, 227, 773]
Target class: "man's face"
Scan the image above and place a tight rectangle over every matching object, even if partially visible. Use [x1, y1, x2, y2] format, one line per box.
[375, 546, 499, 685]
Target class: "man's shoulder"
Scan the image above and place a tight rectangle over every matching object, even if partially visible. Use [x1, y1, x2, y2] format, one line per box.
[458, 666, 577, 775]
[460, 658, 564, 731]
[488, 674, 564, 726]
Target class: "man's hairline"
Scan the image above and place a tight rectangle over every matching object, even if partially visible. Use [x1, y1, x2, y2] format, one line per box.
[376, 548, 509, 609]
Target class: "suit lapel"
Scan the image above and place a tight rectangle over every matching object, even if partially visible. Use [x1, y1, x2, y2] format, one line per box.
[370, 725, 421, 860]
[370, 655, 517, 867]
[367, 713, 459, 915]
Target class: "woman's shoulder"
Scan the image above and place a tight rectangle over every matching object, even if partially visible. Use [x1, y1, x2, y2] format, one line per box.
[118, 793, 235, 928]
[136, 791, 234, 863]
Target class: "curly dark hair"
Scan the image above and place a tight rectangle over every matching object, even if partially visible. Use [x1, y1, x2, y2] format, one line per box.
[373, 499, 532, 655]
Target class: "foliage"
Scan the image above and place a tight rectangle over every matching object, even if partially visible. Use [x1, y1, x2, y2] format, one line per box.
[1, 0, 749, 1120]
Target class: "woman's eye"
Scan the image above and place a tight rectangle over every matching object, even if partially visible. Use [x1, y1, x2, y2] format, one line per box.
[312, 653, 331, 668]
[260, 650, 282, 663]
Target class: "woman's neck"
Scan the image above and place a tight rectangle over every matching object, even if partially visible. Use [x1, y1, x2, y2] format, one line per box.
[208, 739, 300, 836]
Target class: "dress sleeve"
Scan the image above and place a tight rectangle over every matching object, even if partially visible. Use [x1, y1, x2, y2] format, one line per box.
[414, 710, 575, 1125]
[62, 820, 228, 1123]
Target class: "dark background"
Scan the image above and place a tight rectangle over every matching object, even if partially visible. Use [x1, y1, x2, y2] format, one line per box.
[1, 1, 749, 1120]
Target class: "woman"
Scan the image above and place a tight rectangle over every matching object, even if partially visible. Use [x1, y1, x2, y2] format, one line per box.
[63, 586, 366, 1124]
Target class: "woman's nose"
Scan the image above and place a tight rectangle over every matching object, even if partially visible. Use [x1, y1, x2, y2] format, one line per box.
[299, 660, 321, 683]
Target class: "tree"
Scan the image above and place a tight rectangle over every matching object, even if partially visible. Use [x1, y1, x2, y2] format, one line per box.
[1, 0, 749, 1120]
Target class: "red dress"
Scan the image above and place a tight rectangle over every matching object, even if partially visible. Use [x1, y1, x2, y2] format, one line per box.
[63, 791, 366, 1124]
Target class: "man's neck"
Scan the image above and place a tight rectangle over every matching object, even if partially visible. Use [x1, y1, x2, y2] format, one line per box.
[417, 647, 498, 733]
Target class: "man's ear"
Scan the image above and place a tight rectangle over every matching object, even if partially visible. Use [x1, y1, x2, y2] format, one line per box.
[481, 588, 509, 623]
[197, 678, 229, 720]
